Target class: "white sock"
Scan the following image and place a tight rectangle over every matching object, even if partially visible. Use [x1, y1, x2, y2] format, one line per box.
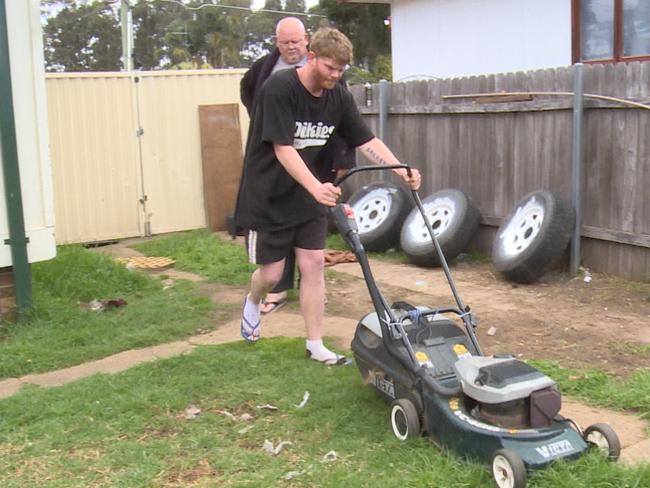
[306, 339, 338, 361]
[242, 294, 260, 328]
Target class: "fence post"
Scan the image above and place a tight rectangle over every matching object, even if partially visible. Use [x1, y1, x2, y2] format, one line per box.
[0, 0, 32, 318]
[378, 79, 389, 180]
[570, 63, 584, 275]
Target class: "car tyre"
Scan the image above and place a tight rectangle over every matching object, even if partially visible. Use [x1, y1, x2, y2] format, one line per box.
[491, 190, 574, 283]
[400, 189, 480, 267]
[347, 181, 412, 251]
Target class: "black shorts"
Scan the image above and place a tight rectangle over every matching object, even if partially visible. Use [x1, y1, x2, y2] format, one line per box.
[247, 216, 327, 265]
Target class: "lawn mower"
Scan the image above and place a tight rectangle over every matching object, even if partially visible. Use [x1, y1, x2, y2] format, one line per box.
[330, 165, 620, 488]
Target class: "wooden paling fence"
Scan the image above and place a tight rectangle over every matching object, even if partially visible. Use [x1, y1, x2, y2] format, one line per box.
[349, 62, 650, 281]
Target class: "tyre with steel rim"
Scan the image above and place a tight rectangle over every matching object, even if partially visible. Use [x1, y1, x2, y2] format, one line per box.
[584, 423, 621, 461]
[491, 448, 527, 488]
[389, 398, 421, 441]
[347, 181, 411, 252]
[492, 190, 574, 283]
[400, 188, 480, 267]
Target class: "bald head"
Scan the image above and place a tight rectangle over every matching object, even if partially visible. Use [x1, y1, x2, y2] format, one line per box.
[275, 17, 308, 64]
[276, 17, 305, 37]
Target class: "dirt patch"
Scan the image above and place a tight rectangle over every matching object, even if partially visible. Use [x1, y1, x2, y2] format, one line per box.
[326, 259, 650, 378]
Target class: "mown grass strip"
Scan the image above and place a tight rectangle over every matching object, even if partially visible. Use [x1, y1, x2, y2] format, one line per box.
[0, 338, 646, 487]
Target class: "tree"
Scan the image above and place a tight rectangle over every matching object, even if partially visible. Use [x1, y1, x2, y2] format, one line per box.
[131, 0, 189, 69]
[285, 0, 306, 14]
[308, 0, 391, 82]
[42, 0, 121, 72]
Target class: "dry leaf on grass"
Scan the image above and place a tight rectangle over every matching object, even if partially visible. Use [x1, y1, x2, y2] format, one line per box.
[321, 450, 337, 463]
[262, 439, 292, 456]
[295, 391, 310, 409]
[184, 405, 201, 419]
[256, 404, 278, 411]
[282, 471, 305, 480]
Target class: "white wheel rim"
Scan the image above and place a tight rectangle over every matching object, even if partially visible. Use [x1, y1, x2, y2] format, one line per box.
[492, 455, 515, 488]
[405, 196, 456, 244]
[498, 196, 545, 257]
[586, 430, 610, 454]
[351, 188, 393, 234]
[391, 405, 409, 441]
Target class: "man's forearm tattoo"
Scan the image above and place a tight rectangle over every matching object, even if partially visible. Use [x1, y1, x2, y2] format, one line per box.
[365, 146, 389, 166]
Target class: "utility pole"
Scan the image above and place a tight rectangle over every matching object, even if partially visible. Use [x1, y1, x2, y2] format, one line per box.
[120, 0, 133, 71]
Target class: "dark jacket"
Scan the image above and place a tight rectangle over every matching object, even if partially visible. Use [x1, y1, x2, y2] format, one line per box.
[240, 49, 281, 117]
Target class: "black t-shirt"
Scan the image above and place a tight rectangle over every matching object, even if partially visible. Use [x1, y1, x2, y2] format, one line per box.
[236, 68, 373, 231]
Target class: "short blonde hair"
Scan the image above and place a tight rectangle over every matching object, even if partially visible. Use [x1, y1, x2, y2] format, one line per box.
[309, 27, 353, 65]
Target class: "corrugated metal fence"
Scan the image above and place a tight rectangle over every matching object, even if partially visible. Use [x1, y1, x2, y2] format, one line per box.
[349, 62, 650, 281]
[46, 69, 247, 244]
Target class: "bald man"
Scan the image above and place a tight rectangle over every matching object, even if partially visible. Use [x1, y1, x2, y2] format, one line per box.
[239, 17, 356, 315]
[241, 17, 309, 114]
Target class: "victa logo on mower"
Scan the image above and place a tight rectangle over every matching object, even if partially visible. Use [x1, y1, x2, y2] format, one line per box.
[535, 439, 575, 459]
[374, 374, 395, 398]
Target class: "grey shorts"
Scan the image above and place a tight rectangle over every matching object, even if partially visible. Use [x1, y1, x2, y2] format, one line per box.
[247, 216, 327, 265]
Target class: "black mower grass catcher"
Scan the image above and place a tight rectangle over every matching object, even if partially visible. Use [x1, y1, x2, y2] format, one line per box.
[331, 165, 620, 488]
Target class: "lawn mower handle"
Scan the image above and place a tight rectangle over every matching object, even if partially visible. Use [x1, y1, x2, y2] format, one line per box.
[332, 163, 483, 357]
[332, 164, 412, 188]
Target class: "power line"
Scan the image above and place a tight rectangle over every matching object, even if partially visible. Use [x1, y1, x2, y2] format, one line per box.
[157, 0, 326, 19]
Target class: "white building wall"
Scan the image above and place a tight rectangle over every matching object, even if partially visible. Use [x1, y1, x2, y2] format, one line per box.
[0, 0, 56, 265]
[391, 0, 572, 81]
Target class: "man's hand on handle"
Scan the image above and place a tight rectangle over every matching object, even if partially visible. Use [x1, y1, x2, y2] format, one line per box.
[312, 182, 342, 206]
[393, 167, 422, 190]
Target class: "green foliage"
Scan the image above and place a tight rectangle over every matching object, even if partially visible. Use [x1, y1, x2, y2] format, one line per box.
[308, 0, 392, 78]
[133, 229, 256, 285]
[0, 339, 647, 487]
[41, 0, 392, 78]
[0, 245, 212, 379]
[42, 0, 122, 71]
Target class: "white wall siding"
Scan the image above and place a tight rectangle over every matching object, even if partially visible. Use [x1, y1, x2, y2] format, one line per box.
[391, 0, 572, 80]
[1, 0, 56, 265]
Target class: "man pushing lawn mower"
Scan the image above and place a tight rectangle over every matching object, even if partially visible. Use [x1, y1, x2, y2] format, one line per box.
[234, 27, 421, 364]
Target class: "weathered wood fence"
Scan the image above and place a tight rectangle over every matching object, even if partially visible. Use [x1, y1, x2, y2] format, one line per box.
[349, 62, 650, 282]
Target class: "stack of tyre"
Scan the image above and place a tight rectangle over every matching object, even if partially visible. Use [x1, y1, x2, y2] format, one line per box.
[345, 181, 573, 283]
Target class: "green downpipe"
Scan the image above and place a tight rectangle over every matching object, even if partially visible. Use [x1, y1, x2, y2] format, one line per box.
[0, 0, 33, 317]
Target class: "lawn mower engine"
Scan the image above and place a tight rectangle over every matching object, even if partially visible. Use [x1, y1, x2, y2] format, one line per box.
[453, 356, 562, 429]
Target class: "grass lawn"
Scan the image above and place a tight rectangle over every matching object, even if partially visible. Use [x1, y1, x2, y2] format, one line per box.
[0, 245, 214, 379]
[133, 230, 256, 286]
[0, 338, 647, 487]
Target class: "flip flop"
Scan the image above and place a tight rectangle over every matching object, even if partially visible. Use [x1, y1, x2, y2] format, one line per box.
[260, 298, 288, 315]
[240, 315, 260, 343]
[240, 296, 261, 343]
[306, 349, 352, 366]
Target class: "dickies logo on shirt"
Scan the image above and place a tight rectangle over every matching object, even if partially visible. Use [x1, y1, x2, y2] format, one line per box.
[293, 121, 335, 150]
